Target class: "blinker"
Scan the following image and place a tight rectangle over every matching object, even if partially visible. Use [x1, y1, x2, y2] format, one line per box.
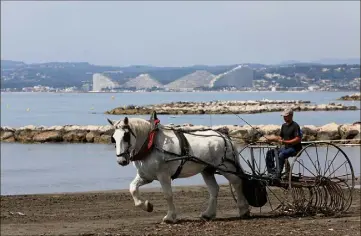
[123, 132, 131, 142]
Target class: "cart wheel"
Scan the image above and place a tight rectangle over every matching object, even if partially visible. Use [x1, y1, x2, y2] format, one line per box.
[288, 142, 355, 215]
[232, 143, 292, 215]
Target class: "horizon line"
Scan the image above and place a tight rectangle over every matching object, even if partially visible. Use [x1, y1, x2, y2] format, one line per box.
[1, 58, 360, 67]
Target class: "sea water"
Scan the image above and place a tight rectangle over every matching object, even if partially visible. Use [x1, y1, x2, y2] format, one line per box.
[1, 91, 360, 195]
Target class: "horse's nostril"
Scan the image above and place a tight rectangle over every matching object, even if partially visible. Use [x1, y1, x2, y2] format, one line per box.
[118, 160, 128, 166]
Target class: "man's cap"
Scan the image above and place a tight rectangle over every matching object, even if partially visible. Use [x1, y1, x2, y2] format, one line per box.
[281, 108, 293, 116]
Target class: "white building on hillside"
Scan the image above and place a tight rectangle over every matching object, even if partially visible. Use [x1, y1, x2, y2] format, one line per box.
[212, 65, 254, 88]
[92, 73, 118, 92]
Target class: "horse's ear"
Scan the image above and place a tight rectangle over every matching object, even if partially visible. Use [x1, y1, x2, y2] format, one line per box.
[107, 118, 115, 126]
[124, 117, 129, 125]
[150, 110, 158, 121]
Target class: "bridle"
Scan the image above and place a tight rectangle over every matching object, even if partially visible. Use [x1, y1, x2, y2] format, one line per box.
[111, 124, 137, 161]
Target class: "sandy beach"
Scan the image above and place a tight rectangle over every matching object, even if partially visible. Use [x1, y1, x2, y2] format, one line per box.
[1, 185, 360, 236]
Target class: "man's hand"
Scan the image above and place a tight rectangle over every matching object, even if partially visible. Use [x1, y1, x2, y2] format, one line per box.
[282, 136, 301, 145]
[264, 135, 282, 143]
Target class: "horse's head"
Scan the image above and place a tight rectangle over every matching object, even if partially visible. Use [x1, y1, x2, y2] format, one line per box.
[107, 116, 137, 166]
[107, 116, 154, 166]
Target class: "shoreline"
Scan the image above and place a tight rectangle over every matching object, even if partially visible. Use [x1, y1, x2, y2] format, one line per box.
[3, 182, 361, 198]
[0, 183, 222, 197]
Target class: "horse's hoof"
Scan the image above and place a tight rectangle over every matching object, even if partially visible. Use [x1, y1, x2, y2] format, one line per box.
[239, 210, 251, 219]
[162, 219, 176, 224]
[162, 215, 177, 224]
[200, 213, 216, 221]
[145, 200, 153, 212]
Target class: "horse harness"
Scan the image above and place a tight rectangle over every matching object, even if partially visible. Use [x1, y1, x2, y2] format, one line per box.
[154, 126, 241, 180]
[114, 118, 241, 180]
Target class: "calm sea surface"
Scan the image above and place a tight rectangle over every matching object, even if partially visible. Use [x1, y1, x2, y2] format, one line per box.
[0, 91, 360, 127]
[0, 91, 360, 195]
[1, 143, 360, 196]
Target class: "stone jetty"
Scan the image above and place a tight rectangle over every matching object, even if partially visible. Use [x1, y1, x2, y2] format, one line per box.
[105, 100, 358, 115]
[338, 93, 361, 101]
[1, 122, 360, 144]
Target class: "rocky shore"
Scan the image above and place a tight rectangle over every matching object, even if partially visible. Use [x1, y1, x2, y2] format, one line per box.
[338, 93, 361, 101]
[105, 100, 358, 115]
[1, 122, 360, 144]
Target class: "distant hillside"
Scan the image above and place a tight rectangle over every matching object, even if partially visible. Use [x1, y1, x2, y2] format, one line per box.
[121, 74, 163, 89]
[1, 61, 124, 88]
[312, 58, 360, 65]
[1, 60, 26, 69]
[257, 64, 360, 81]
[1, 59, 360, 90]
[165, 70, 215, 89]
[279, 58, 360, 65]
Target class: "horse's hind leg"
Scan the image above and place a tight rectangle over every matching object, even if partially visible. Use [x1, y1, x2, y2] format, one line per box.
[222, 171, 250, 218]
[130, 173, 153, 212]
[200, 170, 219, 220]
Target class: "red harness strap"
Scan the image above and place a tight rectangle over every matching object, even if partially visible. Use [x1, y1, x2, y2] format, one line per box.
[147, 119, 160, 149]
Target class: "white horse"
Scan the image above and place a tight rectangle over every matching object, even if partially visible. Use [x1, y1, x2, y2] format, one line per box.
[107, 115, 250, 223]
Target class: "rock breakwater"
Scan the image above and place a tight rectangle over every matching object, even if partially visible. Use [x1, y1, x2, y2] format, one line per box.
[105, 100, 358, 115]
[338, 93, 361, 101]
[1, 123, 360, 144]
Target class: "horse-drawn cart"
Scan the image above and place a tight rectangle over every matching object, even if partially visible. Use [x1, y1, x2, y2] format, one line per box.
[161, 132, 356, 216]
[108, 113, 357, 222]
[232, 140, 355, 216]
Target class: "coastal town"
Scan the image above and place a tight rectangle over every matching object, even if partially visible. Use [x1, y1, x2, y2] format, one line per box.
[1, 60, 360, 93]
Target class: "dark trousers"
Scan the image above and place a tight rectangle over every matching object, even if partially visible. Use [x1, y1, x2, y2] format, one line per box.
[266, 147, 297, 175]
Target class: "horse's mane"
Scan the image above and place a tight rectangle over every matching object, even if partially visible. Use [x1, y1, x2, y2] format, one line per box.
[128, 118, 151, 130]
[114, 117, 150, 129]
[122, 117, 151, 137]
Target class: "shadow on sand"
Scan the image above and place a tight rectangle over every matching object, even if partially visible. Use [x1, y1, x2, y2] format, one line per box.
[165, 211, 357, 225]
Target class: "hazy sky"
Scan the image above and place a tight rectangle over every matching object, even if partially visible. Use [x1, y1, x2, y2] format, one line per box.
[1, 1, 360, 66]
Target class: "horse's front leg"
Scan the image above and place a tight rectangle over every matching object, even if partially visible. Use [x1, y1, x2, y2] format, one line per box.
[157, 173, 177, 223]
[130, 173, 153, 212]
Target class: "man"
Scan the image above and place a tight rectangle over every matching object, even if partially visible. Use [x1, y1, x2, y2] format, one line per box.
[265, 108, 303, 178]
